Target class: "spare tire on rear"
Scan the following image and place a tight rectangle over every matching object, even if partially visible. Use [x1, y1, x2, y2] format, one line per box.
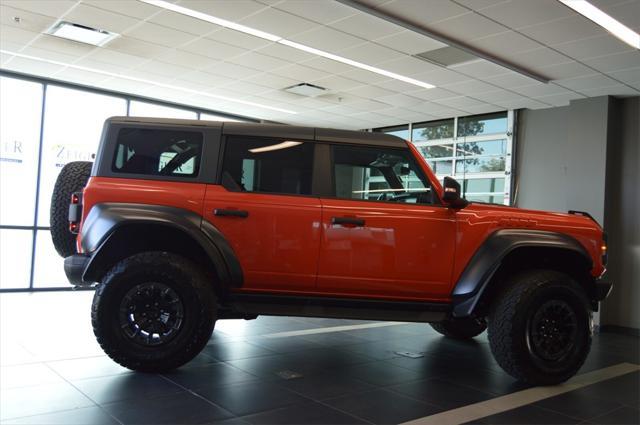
[50, 161, 92, 257]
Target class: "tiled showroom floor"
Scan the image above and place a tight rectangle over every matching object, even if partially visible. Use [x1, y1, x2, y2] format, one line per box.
[0, 292, 638, 424]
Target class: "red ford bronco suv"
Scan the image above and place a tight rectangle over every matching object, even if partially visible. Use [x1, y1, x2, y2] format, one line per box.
[51, 117, 611, 385]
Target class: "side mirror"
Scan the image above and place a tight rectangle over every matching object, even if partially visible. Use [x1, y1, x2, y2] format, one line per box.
[443, 176, 469, 209]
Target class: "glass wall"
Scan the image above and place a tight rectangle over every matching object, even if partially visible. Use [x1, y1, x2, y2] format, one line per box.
[376, 111, 513, 205]
[0, 73, 252, 291]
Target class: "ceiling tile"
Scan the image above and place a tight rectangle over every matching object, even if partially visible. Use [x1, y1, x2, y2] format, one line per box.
[583, 51, 640, 73]
[408, 87, 460, 100]
[288, 26, 365, 52]
[601, 0, 640, 33]
[376, 93, 424, 107]
[519, 15, 607, 45]
[377, 0, 468, 25]
[20, 45, 78, 63]
[228, 52, 290, 71]
[238, 7, 317, 38]
[556, 73, 620, 91]
[29, 34, 96, 57]
[552, 35, 634, 61]
[125, 22, 195, 47]
[156, 49, 219, 70]
[241, 72, 300, 89]
[84, 0, 159, 20]
[74, 57, 130, 74]
[0, 26, 40, 47]
[329, 12, 403, 40]
[343, 84, 396, 99]
[538, 61, 593, 80]
[134, 60, 193, 78]
[205, 28, 273, 50]
[84, 47, 148, 68]
[376, 56, 441, 75]
[578, 84, 640, 97]
[105, 36, 167, 59]
[272, 0, 358, 24]
[309, 75, 363, 91]
[65, 3, 140, 34]
[301, 56, 355, 74]
[428, 12, 508, 40]
[2, 55, 66, 76]
[147, 10, 221, 36]
[0, 5, 56, 34]
[471, 31, 543, 56]
[483, 70, 540, 88]
[472, 89, 527, 103]
[270, 63, 328, 81]
[478, 0, 573, 30]
[436, 96, 486, 109]
[496, 98, 550, 109]
[180, 0, 269, 22]
[448, 60, 511, 79]
[178, 70, 235, 87]
[511, 47, 573, 69]
[607, 67, 640, 85]
[337, 42, 404, 65]
[2, 0, 76, 18]
[462, 104, 505, 115]
[511, 82, 572, 97]
[204, 61, 262, 79]
[451, 0, 510, 10]
[410, 68, 472, 86]
[54, 67, 109, 85]
[373, 30, 447, 55]
[532, 91, 586, 107]
[339, 68, 389, 85]
[441, 79, 497, 95]
[181, 38, 246, 61]
[223, 80, 272, 95]
[256, 43, 316, 62]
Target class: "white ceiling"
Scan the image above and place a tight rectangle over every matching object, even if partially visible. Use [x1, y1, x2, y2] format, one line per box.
[1, 0, 638, 129]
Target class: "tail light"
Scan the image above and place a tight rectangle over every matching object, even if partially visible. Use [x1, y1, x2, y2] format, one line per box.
[601, 232, 608, 266]
[68, 192, 82, 234]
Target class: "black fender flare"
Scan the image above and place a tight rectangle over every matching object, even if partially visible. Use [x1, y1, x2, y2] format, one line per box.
[451, 229, 592, 318]
[81, 203, 242, 289]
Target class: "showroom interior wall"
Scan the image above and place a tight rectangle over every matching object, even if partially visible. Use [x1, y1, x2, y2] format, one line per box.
[516, 95, 640, 332]
[0, 71, 254, 292]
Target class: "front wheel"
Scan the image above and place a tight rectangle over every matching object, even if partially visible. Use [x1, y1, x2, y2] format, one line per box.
[488, 269, 592, 385]
[92, 252, 216, 372]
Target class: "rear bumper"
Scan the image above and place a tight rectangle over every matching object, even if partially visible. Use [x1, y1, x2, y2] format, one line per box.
[594, 280, 613, 301]
[64, 254, 91, 286]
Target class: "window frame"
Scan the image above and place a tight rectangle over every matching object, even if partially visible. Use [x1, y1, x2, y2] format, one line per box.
[324, 142, 442, 207]
[217, 135, 319, 198]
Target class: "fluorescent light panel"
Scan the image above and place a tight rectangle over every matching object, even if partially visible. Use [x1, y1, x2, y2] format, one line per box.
[48, 21, 118, 46]
[138, 0, 436, 89]
[0, 50, 296, 114]
[558, 0, 640, 49]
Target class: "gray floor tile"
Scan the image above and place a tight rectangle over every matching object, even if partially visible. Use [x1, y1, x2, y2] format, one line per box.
[2, 406, 118, 425]
[242, 401, 368, 424]
[590, 406, 640, 424]
[72, 373, 183, 404]
[0, 382, 94, 421]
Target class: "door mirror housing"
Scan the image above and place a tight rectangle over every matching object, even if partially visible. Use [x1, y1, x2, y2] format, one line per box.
[442, 176, 469, 209]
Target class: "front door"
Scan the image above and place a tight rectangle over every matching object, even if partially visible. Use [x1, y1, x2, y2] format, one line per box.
[317, 144, 456, 300]
[204, 136, 321, 292]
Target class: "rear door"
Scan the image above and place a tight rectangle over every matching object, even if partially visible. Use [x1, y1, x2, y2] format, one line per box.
[203, 135, 321, 292]
[316, 143, 456, 300]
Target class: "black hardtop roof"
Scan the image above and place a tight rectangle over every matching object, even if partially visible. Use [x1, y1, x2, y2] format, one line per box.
[105, 116, 407, 148]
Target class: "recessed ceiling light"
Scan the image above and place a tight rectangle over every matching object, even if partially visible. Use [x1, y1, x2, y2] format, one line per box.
[138, 0, 436, 89]
[557, 0, 640, 49]
[47, 21, 118, 46]
[0, 49, 297, 114]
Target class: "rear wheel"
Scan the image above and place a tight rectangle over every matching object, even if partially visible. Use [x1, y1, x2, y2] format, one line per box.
[92, 252, 216, 372]
[488, 269, 592, 385]
[430, 317, 487, 339]
[50, 161, 92, 257]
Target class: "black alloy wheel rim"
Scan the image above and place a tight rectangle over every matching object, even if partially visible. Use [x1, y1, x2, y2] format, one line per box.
[119, 282, 184, 346]
[528, 299, 578, 363]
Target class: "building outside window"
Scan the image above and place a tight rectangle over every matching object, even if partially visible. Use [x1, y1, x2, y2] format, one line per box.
[0, 73, 251, 291]
[376, 111, 513, 205]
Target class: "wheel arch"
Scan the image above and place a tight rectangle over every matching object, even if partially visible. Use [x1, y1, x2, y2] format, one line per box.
[452, 229, 594, 318]
[81, 203, 242, 292]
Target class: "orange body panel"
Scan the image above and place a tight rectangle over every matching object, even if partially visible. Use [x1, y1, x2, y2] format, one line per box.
[317, 199, 456, 300]
[80, 173, 605, 299]
[203, 185, 322, 291]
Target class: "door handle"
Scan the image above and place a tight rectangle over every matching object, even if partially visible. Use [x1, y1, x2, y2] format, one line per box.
[214, 209, 249, 218]
[331, 216, 365, 227]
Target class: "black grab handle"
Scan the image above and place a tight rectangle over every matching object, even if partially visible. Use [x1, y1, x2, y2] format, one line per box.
[214, 209, 249, 218]
[331, 217, 365, 226]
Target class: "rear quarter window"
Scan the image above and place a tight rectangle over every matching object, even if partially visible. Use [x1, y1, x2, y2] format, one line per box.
[112, 128, 203, 178]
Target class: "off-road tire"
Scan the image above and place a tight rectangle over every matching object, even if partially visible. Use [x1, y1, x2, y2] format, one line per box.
[50, 161, 92, 257]
[488, 269, 592, 385]
[92, 252, 216, 372]
[430, 317, 487, 339]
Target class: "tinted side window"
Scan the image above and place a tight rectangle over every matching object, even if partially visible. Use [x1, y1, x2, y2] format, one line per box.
[112, 128, 202, 177]
[332, 145, 434, 204]
[221, 137, 314, 195]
